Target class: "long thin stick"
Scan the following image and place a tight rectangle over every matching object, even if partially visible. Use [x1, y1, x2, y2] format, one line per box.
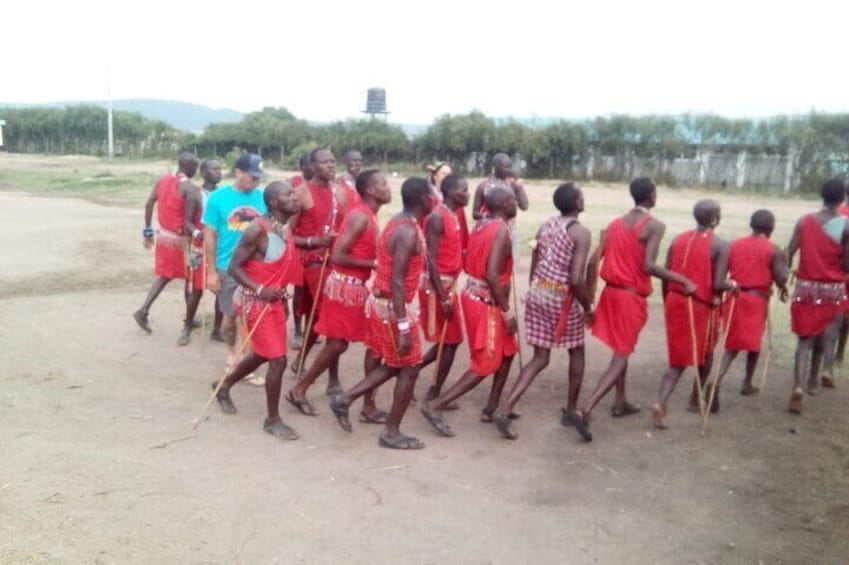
[431, 318, 451, 387]
[702, 296, 736, 435]
[295, 253, 330, 379]
[200, 250, 207, 352]
[758, 301, 773, 402]
[193, 301, 273, 430]
[511, 271, 524, 370]
[687, 297, 707, 417]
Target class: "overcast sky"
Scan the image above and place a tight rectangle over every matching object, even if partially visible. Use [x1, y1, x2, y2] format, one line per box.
[4, 0, 847, 124]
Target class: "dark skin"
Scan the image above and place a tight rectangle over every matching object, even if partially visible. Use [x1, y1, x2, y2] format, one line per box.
[573, 188, 697, 438]
[344, 150, 363, 183]
[215, 183, 301, 439]
[197, 160, 224, 339]
[289, 157, 314, 339]
[421, 188, 518, 437]
[289, 173, 392, 417]
[785, 201, 849, 396]
[715, 221, 789, 396]
[419, 179, 470, 402]
[288, 149, 350, 374]
[493, 187, 594, 439]
[135, 156, 200, 334]
[329, 190, 435, 446]
[654, 202, 733, 428]
[471, 153, 529, 220]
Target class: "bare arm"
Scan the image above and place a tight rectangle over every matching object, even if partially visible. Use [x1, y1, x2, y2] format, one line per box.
[389, 223, 417, 321]
[712, 237, 732, 293]
[472, 183, 486, 220]
[528, 226, 543, 284]
[182, 183, 201, 238]
[771, 245, 790, 289]
[511, 178, 529, 211]
[330, 211, 375, 270]
[144, 184, 157, 229]
[785, 218, 802, 268]
[842, 220, 849, 273]
[486, 225, 512, 312]
[644, 221, 696, 293]
[586, 228, 606, 302]
[568, 223, 593, 313]
[424, 212, 449, 302]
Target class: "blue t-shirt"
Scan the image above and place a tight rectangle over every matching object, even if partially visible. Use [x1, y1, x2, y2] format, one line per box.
[202, 184, 267, 270]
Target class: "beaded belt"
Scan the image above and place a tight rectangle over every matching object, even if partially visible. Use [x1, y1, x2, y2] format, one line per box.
[464, 275, 494, 305]
[238, 285, 292, 300]
[330, 270, 366, 286]
[792, 279, 847, 305]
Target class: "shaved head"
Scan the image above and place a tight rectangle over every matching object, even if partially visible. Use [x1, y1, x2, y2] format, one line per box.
[693, 199, 721, 228]
[484, 185, 517, 219]
[750, 209, 775, 235]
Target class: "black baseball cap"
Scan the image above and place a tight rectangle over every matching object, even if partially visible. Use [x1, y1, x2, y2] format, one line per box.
[235, 153, 266, 179]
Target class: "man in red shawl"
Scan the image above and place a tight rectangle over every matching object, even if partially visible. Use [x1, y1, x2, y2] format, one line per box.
[569, 178, 696, 442]
[653, 200, 735, 429]
[213, 182, 303, 440]
[418, 174, 470, 404]
[287, 170, 391, 422]
[134, 152, 201, 339]
[712, 210, 789, 403]
[328, 177, 435, 449]
[785, 178, 849, 414]
[290, 148, 353, 374]
[420, 186, 519, 438]
[288, 153, 315, 348]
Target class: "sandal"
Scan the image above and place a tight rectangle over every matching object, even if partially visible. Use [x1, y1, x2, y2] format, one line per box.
[788, 388, 803, 414]
[212, 381, 237, 415]
[379, 432, 424, 450]
[328, 394, 352, 432]
[610, 402, 641, 418]
[133, 310, 152, 334]
[263, 419, 299, 440]
[285, 390, 319, 416]
[359, 409, 389, 424]
[421, 403, 455, 437]
[570, 409, 593, 442]
[494, 410, 518, 440]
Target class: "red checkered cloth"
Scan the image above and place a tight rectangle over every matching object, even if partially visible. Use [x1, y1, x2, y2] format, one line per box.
[364, 295, 422, 367]
[525, 285, 584, 349]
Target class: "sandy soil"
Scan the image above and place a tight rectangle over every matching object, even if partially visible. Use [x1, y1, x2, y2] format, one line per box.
[1, 184, 848, 564]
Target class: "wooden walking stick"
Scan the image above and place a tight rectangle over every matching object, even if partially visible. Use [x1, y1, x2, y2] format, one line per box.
[702, 296, 736, 435]
[200, 250, 208, 352]
[193, 300, 273, 430]
[511, 271, 524, 370]
[294, 252, 330, 379]
[757, 302, 774, 403]
[687, 297, 707, 417]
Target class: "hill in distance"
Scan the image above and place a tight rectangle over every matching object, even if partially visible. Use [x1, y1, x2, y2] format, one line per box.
[0, 99, 243, 133]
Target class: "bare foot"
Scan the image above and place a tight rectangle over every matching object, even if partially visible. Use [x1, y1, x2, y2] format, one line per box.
[652, 403, 668, 429]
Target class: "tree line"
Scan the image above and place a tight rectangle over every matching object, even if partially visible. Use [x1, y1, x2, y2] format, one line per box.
[4, 104, 849, 191]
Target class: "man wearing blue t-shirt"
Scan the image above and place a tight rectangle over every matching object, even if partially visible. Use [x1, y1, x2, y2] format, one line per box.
[203, 153, 268, 372]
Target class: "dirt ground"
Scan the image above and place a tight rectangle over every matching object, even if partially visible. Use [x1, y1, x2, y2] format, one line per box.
[1, 166, 848, 564]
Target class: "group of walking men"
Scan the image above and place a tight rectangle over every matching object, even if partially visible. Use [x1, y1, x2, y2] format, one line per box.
[135, 149, 849, 448]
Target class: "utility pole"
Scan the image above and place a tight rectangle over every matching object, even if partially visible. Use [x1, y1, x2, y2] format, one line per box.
[107, 65, 114, 158]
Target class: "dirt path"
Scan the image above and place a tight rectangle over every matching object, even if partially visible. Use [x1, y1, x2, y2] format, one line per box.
[1, 190, 847, 564]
